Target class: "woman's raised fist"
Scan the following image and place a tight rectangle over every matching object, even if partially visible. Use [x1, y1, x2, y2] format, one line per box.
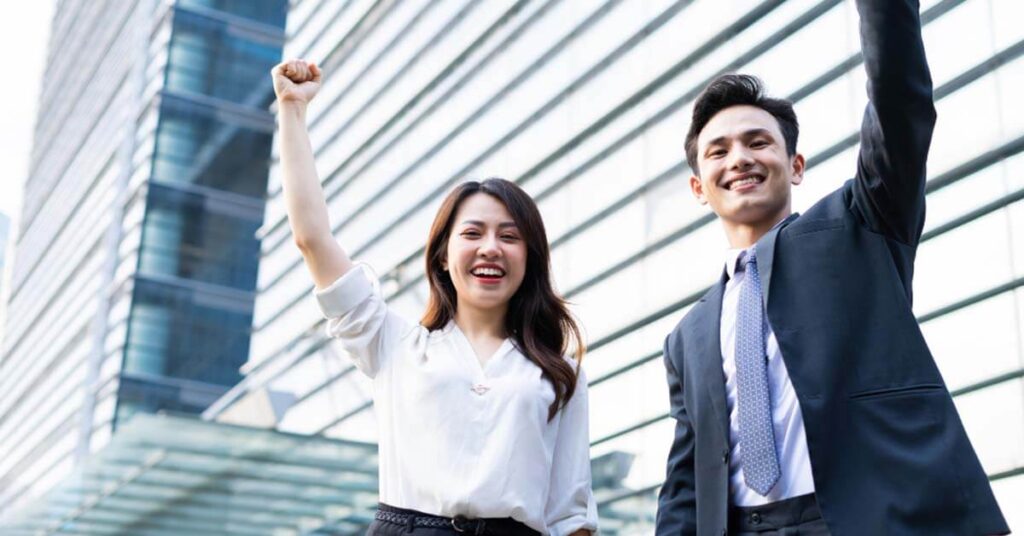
[272, 59, 322, 105]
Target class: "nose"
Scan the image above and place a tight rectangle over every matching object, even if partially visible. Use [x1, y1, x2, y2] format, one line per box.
[727, 145, 755, 171]
[478, 234, 502, 258]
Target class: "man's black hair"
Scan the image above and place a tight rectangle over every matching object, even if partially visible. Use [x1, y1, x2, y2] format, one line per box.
[685, 74, 799, 175]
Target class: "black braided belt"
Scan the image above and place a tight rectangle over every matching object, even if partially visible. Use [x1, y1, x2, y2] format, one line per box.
[376, 508, 451, 529]
[374, 503, 540, 535]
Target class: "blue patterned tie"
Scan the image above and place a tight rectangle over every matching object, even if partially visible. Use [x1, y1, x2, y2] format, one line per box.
[735, 247, 780, 496]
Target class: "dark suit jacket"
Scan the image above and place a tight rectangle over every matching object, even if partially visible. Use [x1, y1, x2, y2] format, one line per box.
[655, 1, 1010, 535]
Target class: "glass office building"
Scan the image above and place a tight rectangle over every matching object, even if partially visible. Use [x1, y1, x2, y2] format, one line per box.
[230, 0, 1024, 533]
[0, 0, 286, 520]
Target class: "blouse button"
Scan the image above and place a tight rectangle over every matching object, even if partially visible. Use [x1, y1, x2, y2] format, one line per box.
[471, 384, 490, 395]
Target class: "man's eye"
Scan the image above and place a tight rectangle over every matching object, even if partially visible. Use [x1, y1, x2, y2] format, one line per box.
[751, 140, 769, 148]
[709, 150, 726, 158]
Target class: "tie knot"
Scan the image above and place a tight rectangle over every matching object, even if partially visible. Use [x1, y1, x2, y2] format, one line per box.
[739, 248, 757, 271]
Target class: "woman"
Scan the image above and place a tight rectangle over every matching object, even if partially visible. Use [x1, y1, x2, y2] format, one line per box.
[271, 59, 597, 536]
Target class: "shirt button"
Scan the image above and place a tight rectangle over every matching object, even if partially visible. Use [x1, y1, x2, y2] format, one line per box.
[750, 512, 762, 525]
[722, 449, 729, 464]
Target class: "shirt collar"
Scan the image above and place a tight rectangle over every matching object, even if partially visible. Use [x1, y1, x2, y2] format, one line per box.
[723, 215, 792, 279]
[724, 248, 746, 280]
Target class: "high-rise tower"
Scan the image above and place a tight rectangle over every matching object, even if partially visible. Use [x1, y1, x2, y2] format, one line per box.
[239, 1, 1024, 533]
[0, 0, 288, 514]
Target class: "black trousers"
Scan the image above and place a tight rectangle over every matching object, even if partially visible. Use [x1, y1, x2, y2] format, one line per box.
[367, 521, 452, 536]
[729, 494, 831, 535]
[366, 504, 539, 536]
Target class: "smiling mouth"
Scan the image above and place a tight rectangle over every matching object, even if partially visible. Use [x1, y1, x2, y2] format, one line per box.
[723, 174, 765, 191]
[470, 266, 506, 283]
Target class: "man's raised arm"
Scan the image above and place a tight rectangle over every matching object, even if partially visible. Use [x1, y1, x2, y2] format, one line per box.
[851, 0, 937, 246]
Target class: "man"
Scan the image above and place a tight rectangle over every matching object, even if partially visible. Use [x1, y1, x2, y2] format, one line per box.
[656, 0, 1010, 534]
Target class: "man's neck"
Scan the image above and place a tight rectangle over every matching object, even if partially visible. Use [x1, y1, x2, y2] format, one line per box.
[723, 211, 791, 249]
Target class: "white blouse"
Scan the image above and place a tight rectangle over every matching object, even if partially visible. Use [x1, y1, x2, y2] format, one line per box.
[314, 266, 599, 535]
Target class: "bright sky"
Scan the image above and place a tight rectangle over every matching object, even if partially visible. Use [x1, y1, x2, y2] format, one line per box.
[0, 2, 54, 227]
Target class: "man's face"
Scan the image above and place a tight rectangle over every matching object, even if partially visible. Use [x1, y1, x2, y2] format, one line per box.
[690, 105, 805, 229]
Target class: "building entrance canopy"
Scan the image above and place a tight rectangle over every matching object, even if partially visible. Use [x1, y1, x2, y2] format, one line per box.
[0, 414, 379, 535]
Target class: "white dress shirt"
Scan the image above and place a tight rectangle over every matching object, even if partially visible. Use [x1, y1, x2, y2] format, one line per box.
[314, 265, 598, 535]
[720, 249, 815, 507]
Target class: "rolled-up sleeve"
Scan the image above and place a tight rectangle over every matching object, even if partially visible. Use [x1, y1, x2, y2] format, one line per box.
[313, 265, 409, 377]
[545, 369, 599, 535]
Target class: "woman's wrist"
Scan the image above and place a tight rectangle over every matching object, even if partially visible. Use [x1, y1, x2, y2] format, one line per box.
[277, 99, 308, 121]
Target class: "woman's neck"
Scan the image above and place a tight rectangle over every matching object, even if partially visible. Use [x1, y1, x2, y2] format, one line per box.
[454, 302, 508, 341]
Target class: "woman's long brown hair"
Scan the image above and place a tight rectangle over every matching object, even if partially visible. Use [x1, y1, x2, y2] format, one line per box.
[421, 178, 584, 421]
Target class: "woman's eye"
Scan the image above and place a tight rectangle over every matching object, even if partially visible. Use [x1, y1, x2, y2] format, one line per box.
[501, 234, 519, 241]
[461, 230, 480, 238]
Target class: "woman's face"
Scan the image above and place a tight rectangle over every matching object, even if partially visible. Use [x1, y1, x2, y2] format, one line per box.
[444, 192, 528, 316]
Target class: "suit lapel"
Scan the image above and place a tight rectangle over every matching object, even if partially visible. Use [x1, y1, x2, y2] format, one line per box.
[755, 213, 799, 308]
[694, 273, 730, 444]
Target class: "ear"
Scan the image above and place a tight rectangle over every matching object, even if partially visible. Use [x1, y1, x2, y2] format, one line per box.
[689, 174, 708, 205]
[790, 153, 806, 186]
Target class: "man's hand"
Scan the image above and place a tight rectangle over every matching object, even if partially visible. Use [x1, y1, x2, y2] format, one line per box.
[271, 59, 322, 105]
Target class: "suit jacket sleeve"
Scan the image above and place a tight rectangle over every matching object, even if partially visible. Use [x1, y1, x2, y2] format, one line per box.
[850, 0, 937, 247]
[656, 335, 697, 534]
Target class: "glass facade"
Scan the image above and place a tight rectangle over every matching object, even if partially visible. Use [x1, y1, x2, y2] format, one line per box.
[0, 0, 287, 522]
[115, 1, 287, 427]
[231, 0, 1022, 533]
[0, 414, 380, 535]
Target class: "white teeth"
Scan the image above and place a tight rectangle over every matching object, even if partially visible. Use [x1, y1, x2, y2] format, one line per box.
[472, 267, 504, 277]
[729, 176, 763, 189]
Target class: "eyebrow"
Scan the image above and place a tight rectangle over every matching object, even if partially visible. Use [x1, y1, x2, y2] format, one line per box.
[704, 128, 775, 149]
[460, 220, 519, 229]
